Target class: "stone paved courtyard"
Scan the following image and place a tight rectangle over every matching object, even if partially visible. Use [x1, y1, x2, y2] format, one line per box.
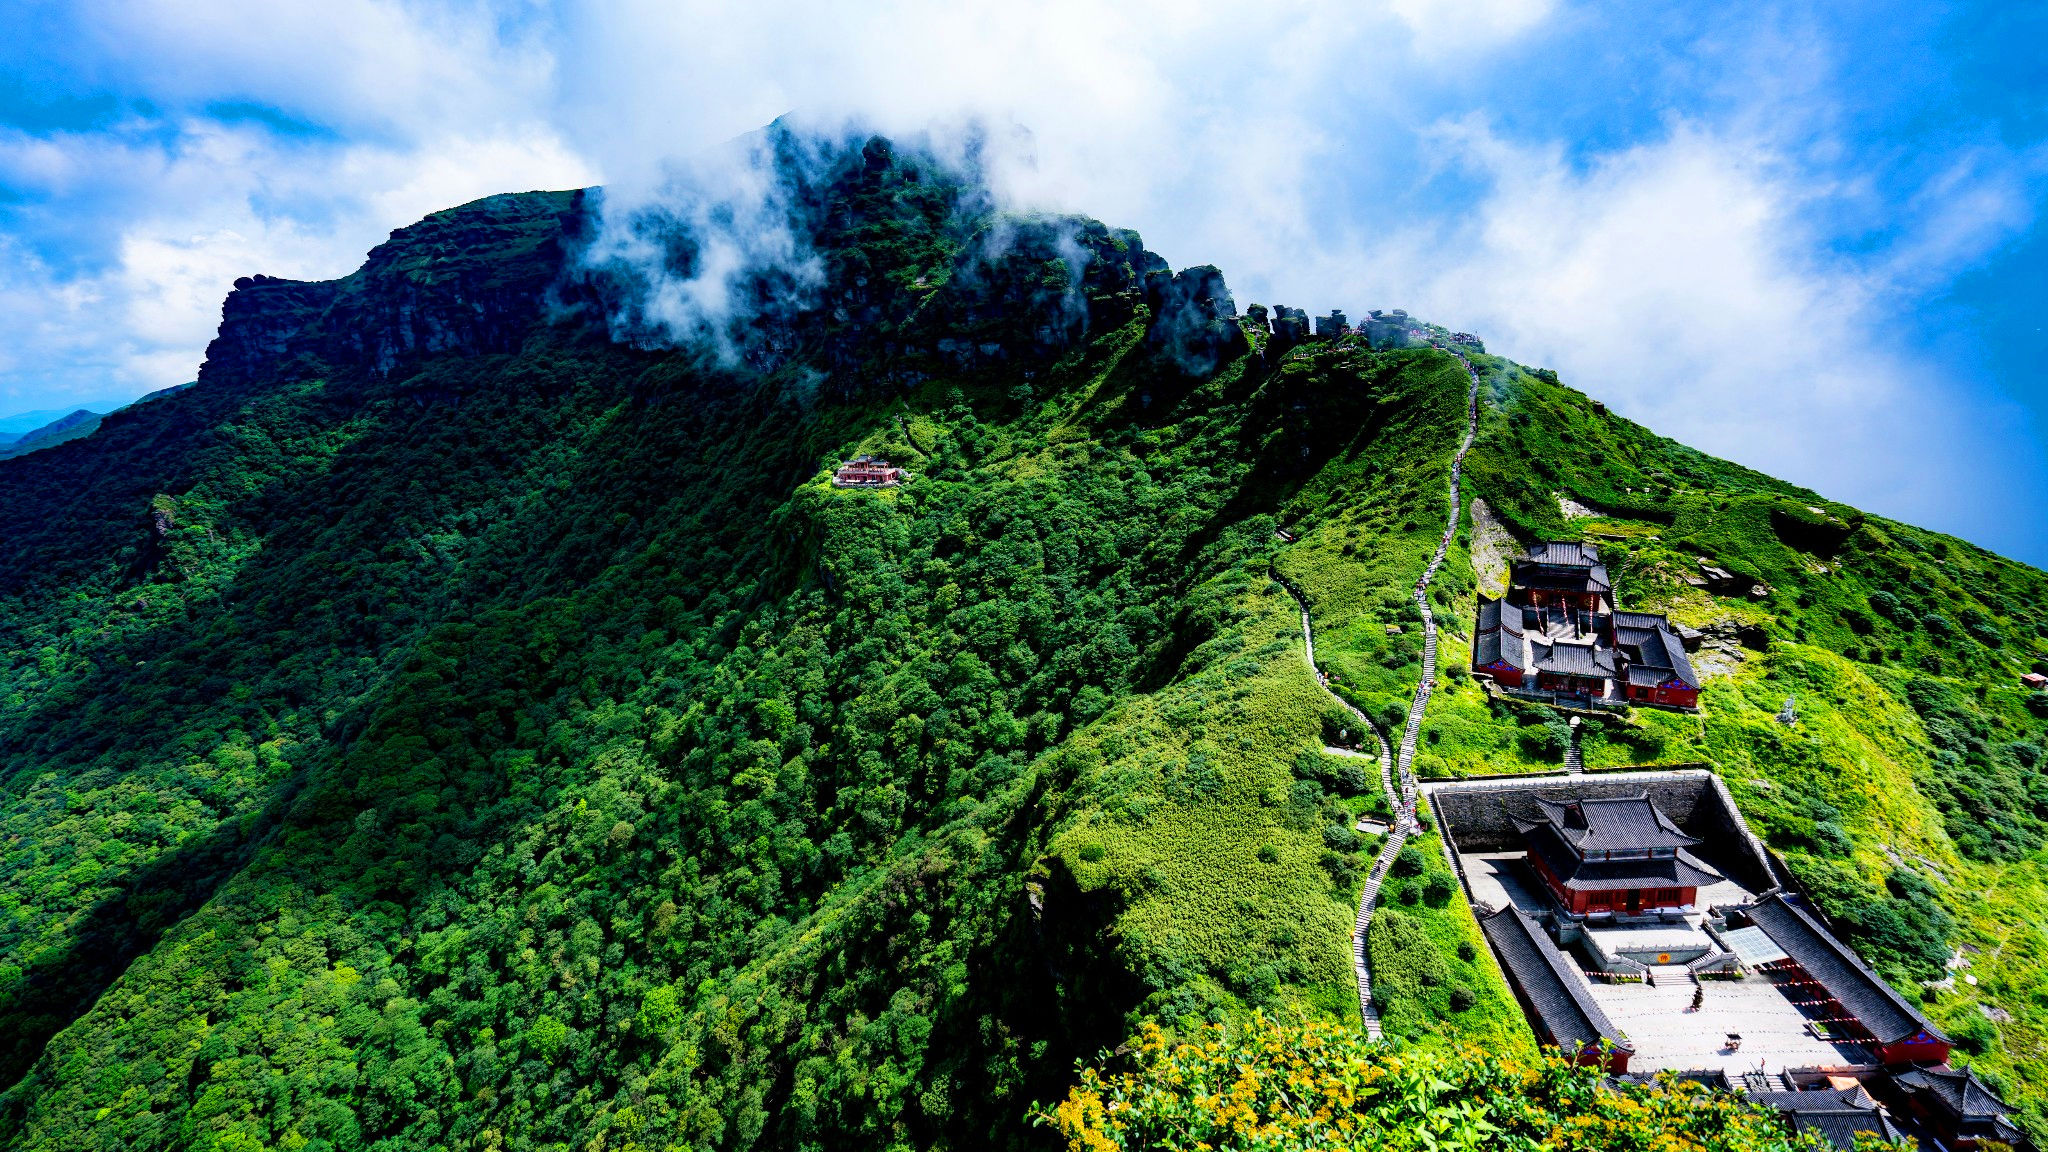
[1459, 849, 1870, 1073]
[1576, 965, 1871, 1074]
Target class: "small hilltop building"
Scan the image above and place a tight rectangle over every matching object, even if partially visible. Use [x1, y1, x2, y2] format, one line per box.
[832, 455, 905, 487]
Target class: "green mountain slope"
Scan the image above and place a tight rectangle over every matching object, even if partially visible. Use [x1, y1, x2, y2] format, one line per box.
[0, 131, 2043, 1151]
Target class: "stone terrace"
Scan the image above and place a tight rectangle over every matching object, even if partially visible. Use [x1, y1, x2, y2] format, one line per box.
[1583, 970, 1872, 1074]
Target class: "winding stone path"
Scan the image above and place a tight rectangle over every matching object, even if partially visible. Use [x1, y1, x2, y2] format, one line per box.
[1282, 581, 1397, 1036]
[1278, 345, 1484, 1038]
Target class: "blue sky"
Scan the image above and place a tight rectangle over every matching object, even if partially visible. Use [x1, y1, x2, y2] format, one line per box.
[1, 1, 2045, 565]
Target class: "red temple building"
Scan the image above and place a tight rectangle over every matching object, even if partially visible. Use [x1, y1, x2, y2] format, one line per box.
[1510, 540, 1612, 614]
[1613, 611, 1701, 709]
[832, 455, 905, 487]
[1515, 794, 1722, 917]
[1471, 595, 1528, 686]
[1471, 542, 1700, 710]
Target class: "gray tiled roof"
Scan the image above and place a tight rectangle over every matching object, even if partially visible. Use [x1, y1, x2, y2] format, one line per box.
[1477, 596, 1503, 632]
[1532, 641, 1614, 678]
[1527, 541, 1602, 567]
[1744, 893, 1945, 1047]
[1895, 1065, 2011, 1123]
[1746, 1087, 1907, 1152]
[1515, 542, 1612, 594]
[1476, 596, 1522, 637]
[1615, 617, 1700, 690]
[1530, 795, 1701, 851]
[1749, 1087, 1878, 1112]
[1478, 904, 1631, 1056]
[1615, 624, 1663, 651]
[1474, 629, 1524, 671]
[1514, 565, 1614, 595]
[1646, 626, 1700, 688]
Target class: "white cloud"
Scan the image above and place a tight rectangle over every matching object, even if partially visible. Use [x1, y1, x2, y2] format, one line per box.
[81, 0, 556, 136]
[0, 118, 593, 408]
[1383, 119, 2048, 540]
[1388, 0, 1558, 54]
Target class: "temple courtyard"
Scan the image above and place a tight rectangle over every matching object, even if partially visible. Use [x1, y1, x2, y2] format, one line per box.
[1461, 849, 1866, 1073]
[1584, 972, 1869, 1074]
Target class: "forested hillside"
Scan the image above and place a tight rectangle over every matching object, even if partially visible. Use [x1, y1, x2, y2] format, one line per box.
[1, 128, 2044, 1151]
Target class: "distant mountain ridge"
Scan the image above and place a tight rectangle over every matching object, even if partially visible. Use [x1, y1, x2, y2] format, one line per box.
[0, 409, 101, 460]
[0, 384, 193, 460]
[0, 408, 90, 437]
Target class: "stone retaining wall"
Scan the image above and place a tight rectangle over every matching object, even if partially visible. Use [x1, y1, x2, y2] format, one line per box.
[1422, 769, 1778, 893]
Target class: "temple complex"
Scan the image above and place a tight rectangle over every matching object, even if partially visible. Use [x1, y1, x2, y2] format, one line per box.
[1424, 770, 2026, 1149]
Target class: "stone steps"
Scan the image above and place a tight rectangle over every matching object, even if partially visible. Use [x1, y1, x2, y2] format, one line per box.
[1646, 964, 1696, 988]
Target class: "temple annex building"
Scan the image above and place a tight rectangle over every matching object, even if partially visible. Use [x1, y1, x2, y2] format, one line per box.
[1472, 541, 1701, 710]
[830, 455, 905, 487]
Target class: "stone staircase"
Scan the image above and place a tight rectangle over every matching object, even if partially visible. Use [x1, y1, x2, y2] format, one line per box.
[1564, 716, 1585, 773]
[1290, 589, 1398, 812]
[1284, 578, 1398, 1038]
[1352, 828, 1409, 1037]
[1646, 964, 1695, 989]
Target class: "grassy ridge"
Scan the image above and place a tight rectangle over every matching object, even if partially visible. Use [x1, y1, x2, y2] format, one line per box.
[0, 191, 1516, 1147]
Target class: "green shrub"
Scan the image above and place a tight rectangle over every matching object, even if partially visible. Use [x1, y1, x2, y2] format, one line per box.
[1868, 589, 1907, 622]
[1951, 1011, 1999, 1056]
